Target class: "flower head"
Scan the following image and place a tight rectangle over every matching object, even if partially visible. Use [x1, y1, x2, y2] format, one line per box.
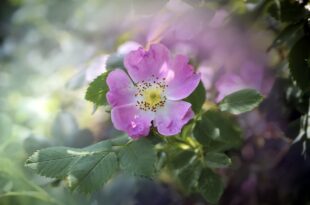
[106, 44, 200, 139]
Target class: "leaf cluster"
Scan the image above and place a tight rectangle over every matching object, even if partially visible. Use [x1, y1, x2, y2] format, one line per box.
[265, 0, 310, 149]
[161, 88, 263, 204]
[26, 137, 156, 194]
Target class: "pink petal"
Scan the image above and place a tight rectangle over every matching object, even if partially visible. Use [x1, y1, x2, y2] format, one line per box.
[165, 55, 201, 100]
[154, 101, 194, 136]
[106, 69, 135, 107]
[111, 105, 154, 139]
[124, 44, 170, 82]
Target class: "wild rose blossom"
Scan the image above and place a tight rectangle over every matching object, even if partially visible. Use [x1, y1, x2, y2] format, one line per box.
[106, 44, 200, 139]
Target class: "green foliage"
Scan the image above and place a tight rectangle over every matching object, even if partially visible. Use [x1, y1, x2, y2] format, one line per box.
[68, 152, 118, 193]
[194, 109, 243, 152]
[162, 105, 245, 202]
[198, 168, 224, 204]
[170, 150, 195, 169]
[119, 139, 156, 177]
[205, 152, 231, 168]
[85, 72, 110, 107]
[218, 89, 263, 115]
[265, 0, 310, 154]
[25, 147, 86, 179]
[277, 0, 308, 23]
[267, 0, 308, 22]
[185, 82, 206, 114]
[165, 144, 228, 203]
[288, 36, 310, 92]
[268, 22, 303, 50]
[177, 160, 202, 192]
[26, 137, 157, 193]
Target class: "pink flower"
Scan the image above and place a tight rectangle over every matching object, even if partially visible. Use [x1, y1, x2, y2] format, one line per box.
[106, 44, 200, 139]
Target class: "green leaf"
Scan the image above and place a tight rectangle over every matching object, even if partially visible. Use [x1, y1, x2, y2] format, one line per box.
[170, 150, 195, 169]
[289, 36, 310, 92]
[119, 139, 156, 177]
[25, 138, 114, 178]
[25, 137, 132, 194]
[80, 135, 128, 152]
[205, 152, 231, 168]
[219, 89, 263, 115]
[185, 82, 206, 114]
[25, 147, 86, 178]
[194, 109, 242, 152]
[85, 71, 110, 106]
[180, 121, 195, 138]
[194, 114, 220, 145]
[278, 0, 307, 23]
[68, 152, 118, 193]
[198, 168, 224, 204]
[268, 22, 303, 50]
[177, 160, 202, 192]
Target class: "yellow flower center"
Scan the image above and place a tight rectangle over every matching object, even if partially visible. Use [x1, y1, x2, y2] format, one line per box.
[135, 77, 168, 112]
[144, 88, 163, 107]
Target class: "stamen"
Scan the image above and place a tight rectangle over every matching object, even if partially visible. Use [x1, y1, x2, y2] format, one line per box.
[134, 76, 167, 112]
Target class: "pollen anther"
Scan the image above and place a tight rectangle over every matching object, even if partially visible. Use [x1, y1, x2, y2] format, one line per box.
[135, 76, 167, 112]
